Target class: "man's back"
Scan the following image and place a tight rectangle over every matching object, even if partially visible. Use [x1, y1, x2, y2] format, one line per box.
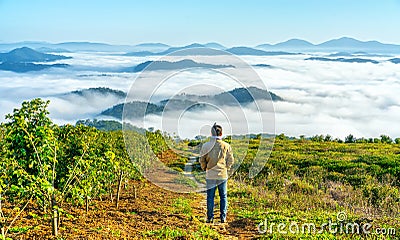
[200, 139, 234, 179]
[201, 124, 233, 224]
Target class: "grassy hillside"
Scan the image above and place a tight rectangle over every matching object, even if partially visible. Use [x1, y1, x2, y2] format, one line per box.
[1, 99, 399, 239]
[226, 136, 400, 239]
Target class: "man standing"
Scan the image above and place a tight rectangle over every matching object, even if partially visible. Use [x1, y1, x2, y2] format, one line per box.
[200, 123, 234, 223]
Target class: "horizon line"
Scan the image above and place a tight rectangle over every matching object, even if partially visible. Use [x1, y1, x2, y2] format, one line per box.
[1, 36, 400, 48]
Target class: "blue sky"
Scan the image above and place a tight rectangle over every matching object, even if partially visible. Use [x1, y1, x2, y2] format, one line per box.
[1, 0, 399, 46]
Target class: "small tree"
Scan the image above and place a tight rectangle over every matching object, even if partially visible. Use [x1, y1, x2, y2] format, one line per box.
[1, 99, 105, 237]
[345, 134, 356, 143]
[107, 131, 138, 208]
[380, 135, 393, 144]
[324, 135, 332, 142]
[56, 124, 111, 212]
[1, 99, 144, 238]
[276, 133, 288, 140]
[356, 138, 368, 143]
[310, 135, 324, 142]
[3, 99, 59, 236]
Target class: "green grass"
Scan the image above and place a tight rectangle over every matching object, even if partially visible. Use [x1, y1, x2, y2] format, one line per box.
[225, 137, 400, 239]
[8, 226, 32, 234]
[173, 174, 198, 188]
[192, 171, 206, 185]
[145, 226, 187, 239]
[192, 225, 223, 239]
[171, 197, 193, 216]
[144, 224, 223, 240]
[167, 157, 188, 172]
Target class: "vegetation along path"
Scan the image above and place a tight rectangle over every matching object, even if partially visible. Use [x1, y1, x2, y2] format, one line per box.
[1, 99, 399, 239]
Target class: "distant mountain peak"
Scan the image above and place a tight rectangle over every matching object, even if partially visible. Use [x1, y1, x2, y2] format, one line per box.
[256, 39, 314, 50]
[134, 43, 170, 48]
[321, 36, 362, 43]
[182, 43, 205, 48]
[0, 47, 71, 63]
[126, 59, 234, 72]
[8, 46, 44, 56]
[255, 43, 273, 48]
[337, 36, 359, 41]
[275, 39, 314, 47]
[58, 41, 111, 46]
[0, 47, 71, 72]
[11, 46, 33, 52]
[226, 47, 296, 56]
[255, 37, 400, 53]
[68, 87, 126, 98]
[204, 42, 226, 49]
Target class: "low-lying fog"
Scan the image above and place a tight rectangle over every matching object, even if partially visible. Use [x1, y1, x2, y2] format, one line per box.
[1, 51, 399, 139]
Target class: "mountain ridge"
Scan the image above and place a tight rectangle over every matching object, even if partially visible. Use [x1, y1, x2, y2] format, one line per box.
[256, 37, 400, 53]
[123, 59, 234, 72]
[0, 47, 71, 72]
[2, 37, 399, 54]
[305, 57, 380, 64]
[274, 39, 314, 48]
[63, 87, 126, 98]
[125, 45, 296, 56]
[0, 47, 71, 63]
[101, 86, 283, 119]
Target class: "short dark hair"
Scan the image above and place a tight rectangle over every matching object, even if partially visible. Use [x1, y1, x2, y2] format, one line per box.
[211, 123, 222, 136]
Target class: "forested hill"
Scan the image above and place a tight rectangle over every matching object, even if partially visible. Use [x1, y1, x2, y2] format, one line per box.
[65, 87, 126, 98]
[0, 47, 71, 63]
[101, 86, 283, 119]
[0, 47, 71, 72]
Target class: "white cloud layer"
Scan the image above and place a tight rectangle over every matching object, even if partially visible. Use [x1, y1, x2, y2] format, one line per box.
[1, 52, 400, 139]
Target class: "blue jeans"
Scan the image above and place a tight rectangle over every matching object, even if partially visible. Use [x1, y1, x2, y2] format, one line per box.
[206, 179, 227, 221]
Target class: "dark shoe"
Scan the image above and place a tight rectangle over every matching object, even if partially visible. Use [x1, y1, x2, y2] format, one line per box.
[206, 218, 214, 223]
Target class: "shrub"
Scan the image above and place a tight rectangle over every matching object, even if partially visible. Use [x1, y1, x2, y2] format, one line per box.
[287, 179, 315, 194]
[345, 134, 356, 143]
[380, 134, 393, 144]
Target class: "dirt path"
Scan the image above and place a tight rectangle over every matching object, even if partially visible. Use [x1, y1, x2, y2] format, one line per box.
[184, 157, 258, 239]
[4, 179, 257, 239]
[3, 154, 259, 239]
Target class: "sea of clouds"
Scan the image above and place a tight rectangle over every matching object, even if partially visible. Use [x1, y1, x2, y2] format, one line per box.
[1, 51, 399, 139]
